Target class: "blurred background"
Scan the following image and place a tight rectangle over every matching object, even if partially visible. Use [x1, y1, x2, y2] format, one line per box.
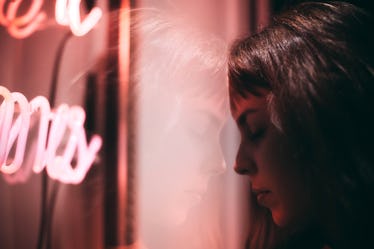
[0, 1, 371, 249]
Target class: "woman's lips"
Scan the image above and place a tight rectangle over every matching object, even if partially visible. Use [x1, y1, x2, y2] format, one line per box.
[252, 189, 272, 206]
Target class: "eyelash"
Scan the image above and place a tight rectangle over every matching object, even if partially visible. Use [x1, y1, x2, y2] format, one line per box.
[237, 114, 266, 143]
[241, 123, 266, 143]
[247, 127, 265, 142]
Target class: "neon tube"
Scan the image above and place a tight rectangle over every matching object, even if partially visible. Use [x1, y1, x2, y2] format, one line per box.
[55, 0, 103, 37]
[1, 0, 102, 39]
[2, 0, 46, 39]
[55, 0, 69, 25]
[0, 0, 9, 25]
[0, 86, 102, 184]
[68, 0, 103, 37]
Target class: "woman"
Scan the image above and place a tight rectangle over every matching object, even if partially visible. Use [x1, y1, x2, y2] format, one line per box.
[228, 2, 374, 249]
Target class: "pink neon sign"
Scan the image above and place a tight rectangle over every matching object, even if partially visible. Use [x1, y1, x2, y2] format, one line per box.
[55, 0, 103, 36]
[0, 86, 102, 184]
[0, 0, 102, 39]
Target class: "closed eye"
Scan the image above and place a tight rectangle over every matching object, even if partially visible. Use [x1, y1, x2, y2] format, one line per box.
[237, 114, 266, 143]
[247, 127, 266, 142]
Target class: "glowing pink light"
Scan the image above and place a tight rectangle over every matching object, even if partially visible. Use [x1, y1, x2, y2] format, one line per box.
[0, 86, 102, 184]
[55, 0, 69, 25]
[0, 0, 102, 39]
[55, 0, 102, 37]
[0, 0, 46, 39]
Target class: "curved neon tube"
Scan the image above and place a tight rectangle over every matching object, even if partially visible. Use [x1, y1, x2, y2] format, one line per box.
[55, 0, 69, 25]
[5, 0, 46, 39]
[0, 86, 102, 184]
[55, 0, 103, 36]
[1, 0, 102, 39]
[66, 0, 102, 37]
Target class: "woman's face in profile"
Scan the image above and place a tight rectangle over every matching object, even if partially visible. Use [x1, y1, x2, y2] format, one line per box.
[230, 89, 314, 229]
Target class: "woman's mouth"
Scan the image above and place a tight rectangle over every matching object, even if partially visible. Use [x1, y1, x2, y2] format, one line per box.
[252, 189, 272, 206]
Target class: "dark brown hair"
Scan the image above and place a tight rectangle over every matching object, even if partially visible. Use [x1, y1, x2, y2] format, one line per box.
[228, 2, 374, 249]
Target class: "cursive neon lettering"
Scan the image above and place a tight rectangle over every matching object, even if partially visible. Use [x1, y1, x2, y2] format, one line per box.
[55, 0, 102, 36]
[0, 86, 102, 184]
[0, 0, 102, 39]
[0, 0, 46, 39]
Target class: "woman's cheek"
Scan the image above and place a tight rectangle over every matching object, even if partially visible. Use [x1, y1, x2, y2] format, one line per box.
[256, 127, 308, 227]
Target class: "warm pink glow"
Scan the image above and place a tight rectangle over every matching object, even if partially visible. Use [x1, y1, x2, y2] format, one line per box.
[0, 86, 102, 184]
[0, 0, 46, 39]
[0, 91, 29, 174]
[55, 0, 69, 25]
[55, 0, 103, 37]
[0, 0, 102, 38]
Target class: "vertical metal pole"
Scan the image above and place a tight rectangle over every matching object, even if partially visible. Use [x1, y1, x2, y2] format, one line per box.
[104, 0, 135, 248]
[118, 0, 136, 246]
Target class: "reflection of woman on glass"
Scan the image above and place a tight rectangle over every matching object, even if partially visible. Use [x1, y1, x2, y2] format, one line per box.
[132, 10, 228, 249]
[228, 2, 373, 249]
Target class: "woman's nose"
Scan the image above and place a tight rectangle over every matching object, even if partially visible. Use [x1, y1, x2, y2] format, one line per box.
[234, 143, 257, 175]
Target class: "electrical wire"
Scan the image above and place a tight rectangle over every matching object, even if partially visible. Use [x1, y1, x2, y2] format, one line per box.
[35, 31, 73, 249]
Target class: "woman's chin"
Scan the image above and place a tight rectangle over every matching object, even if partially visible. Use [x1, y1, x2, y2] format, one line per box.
[270, 208, 288, 228]
[271, 207, 309, 232]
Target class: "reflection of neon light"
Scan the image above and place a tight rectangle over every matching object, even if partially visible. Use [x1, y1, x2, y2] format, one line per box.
[0, 0, 102, 39]
[0, 86, 102, 184]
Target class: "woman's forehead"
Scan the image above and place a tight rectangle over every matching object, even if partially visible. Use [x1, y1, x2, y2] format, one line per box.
[229, 90, 268, 120]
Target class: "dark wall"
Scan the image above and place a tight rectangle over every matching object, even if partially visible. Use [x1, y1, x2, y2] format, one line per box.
[272, 0, 374, 15]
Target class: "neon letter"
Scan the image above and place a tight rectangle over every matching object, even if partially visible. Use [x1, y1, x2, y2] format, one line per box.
[0, 86, 102, 184]
[0, 0, 46, 39]
[55, 0, 102, 36]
